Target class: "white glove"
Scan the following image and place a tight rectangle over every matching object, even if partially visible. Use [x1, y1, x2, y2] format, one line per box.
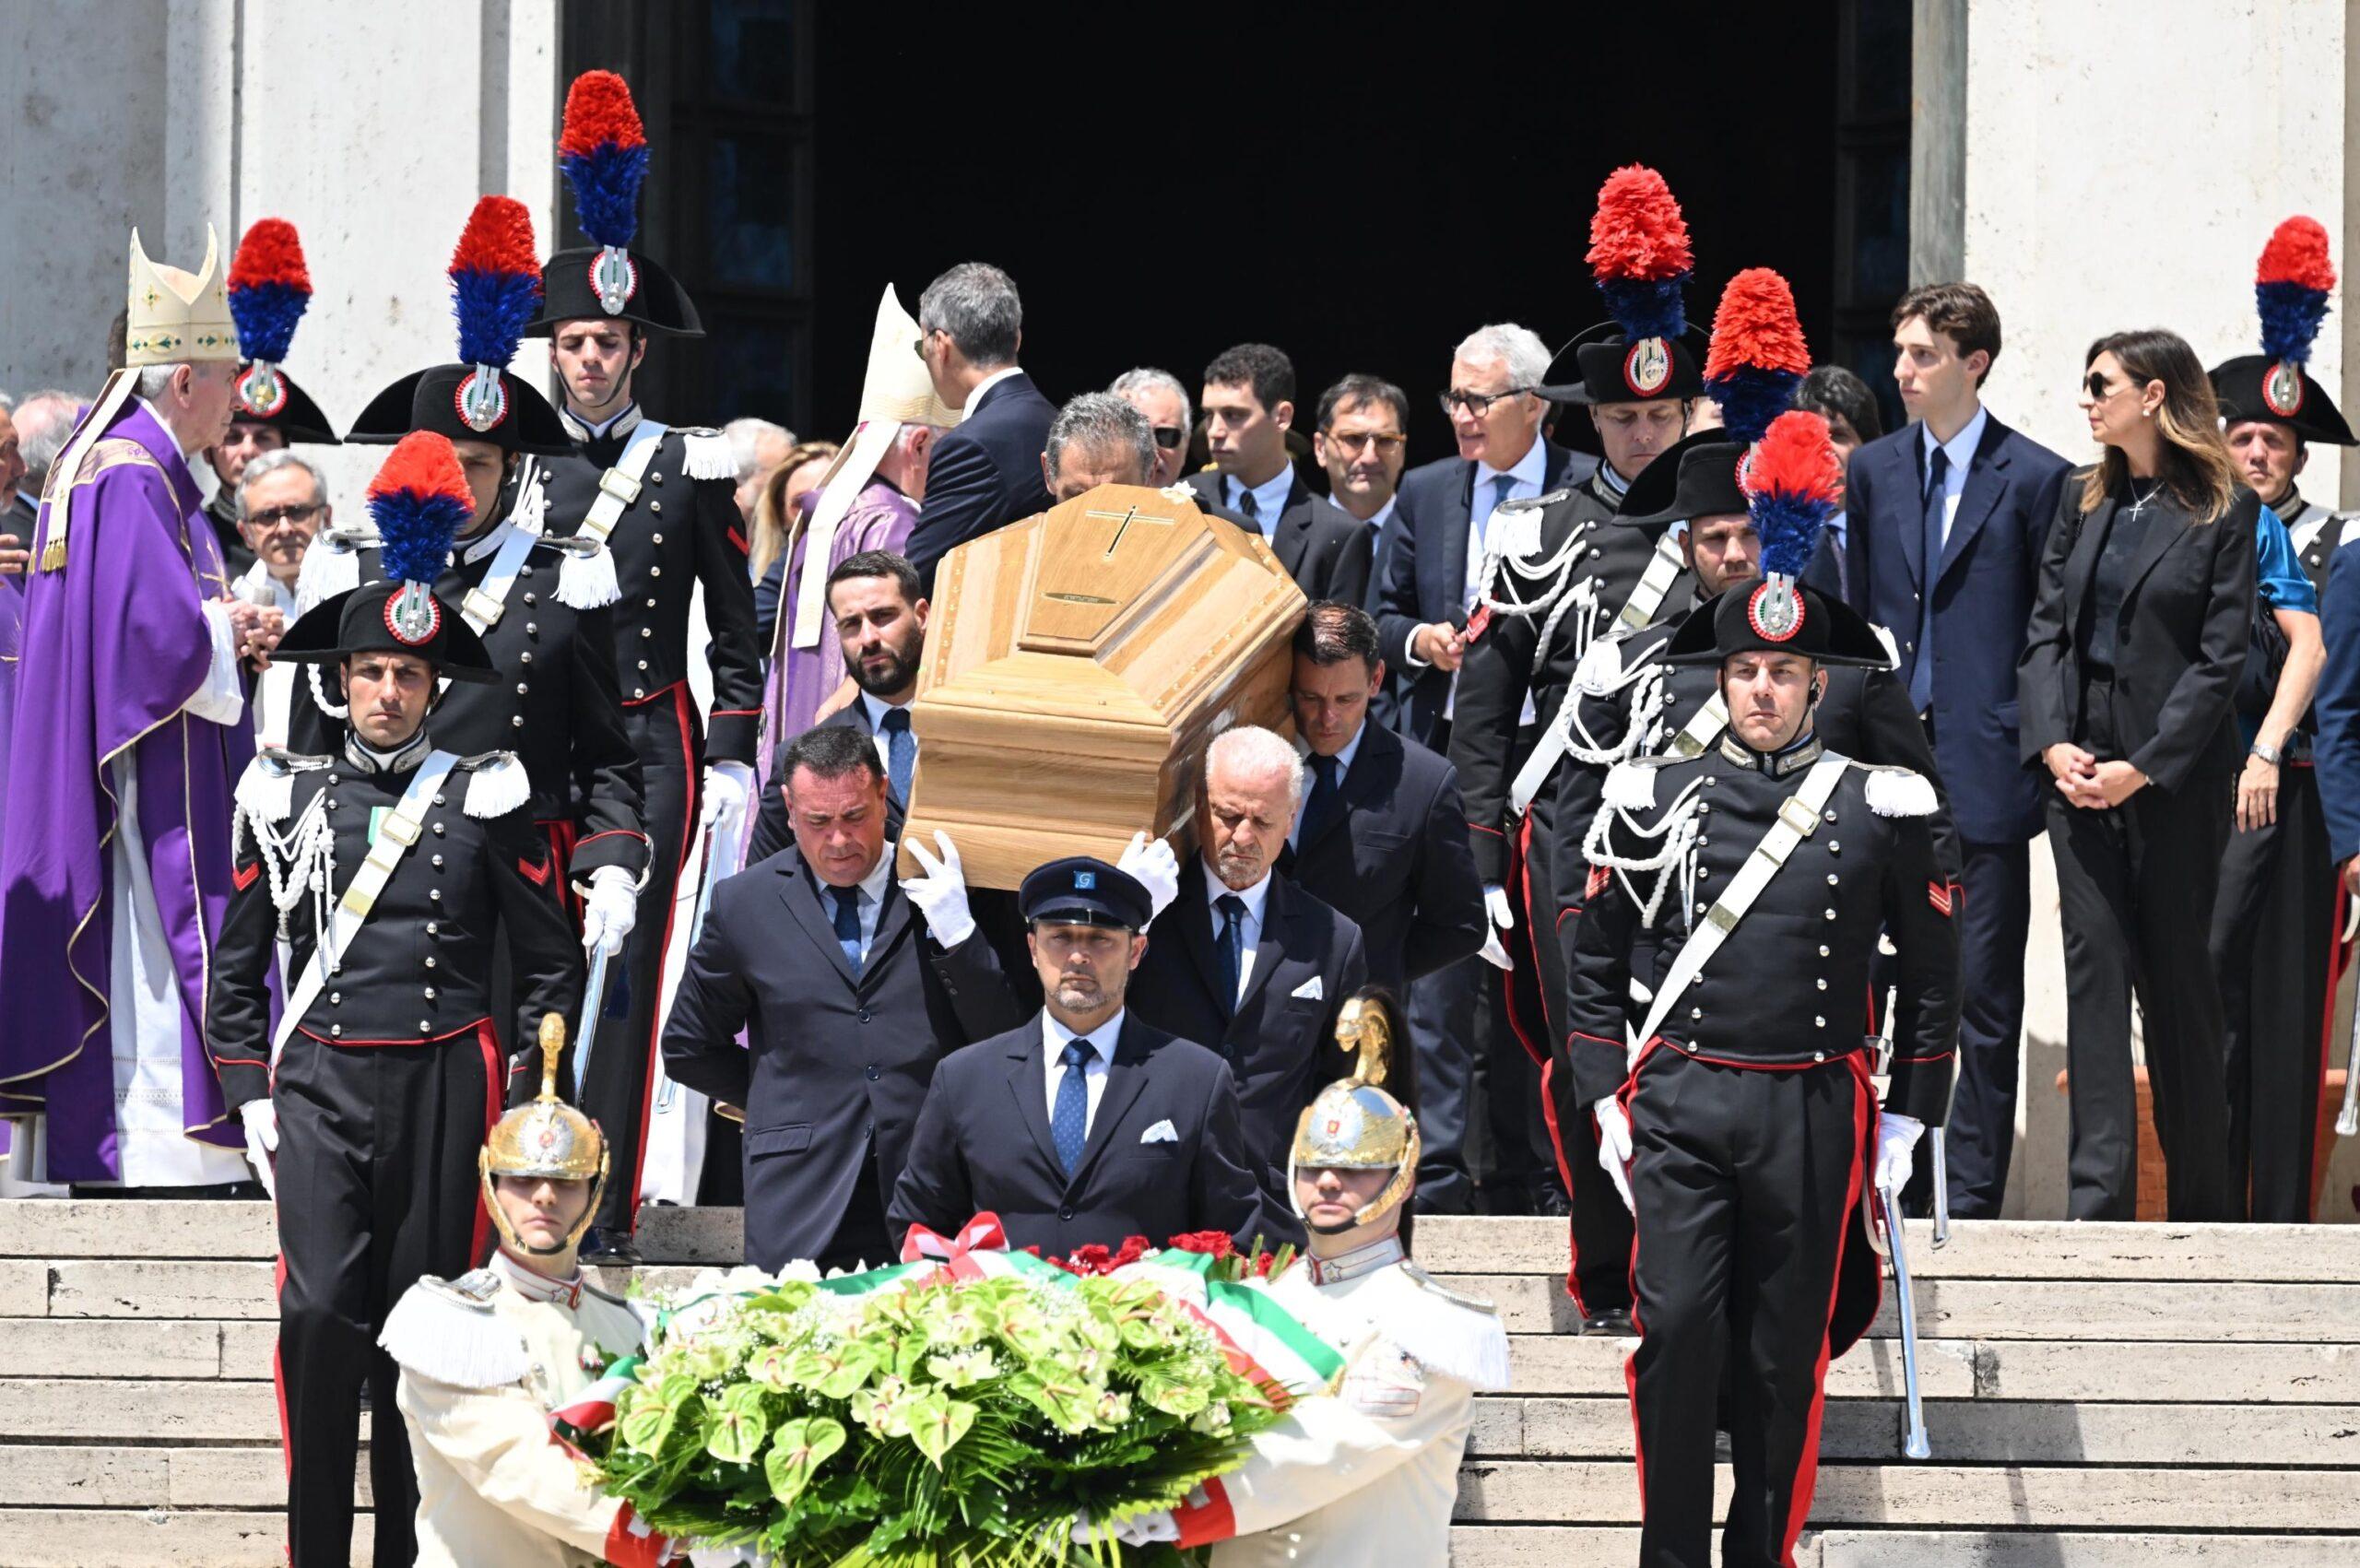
[1071, 1509, 1179, 1547]
[699, 761, 757, 830]
[1116, 831, 1181, 925]
[239, 1100, 278, 1198]
[1593, 1095, 1634, 1213]
[683, 1545, 763, 1567]
[1874, 1111, 1925, 1196]
[1480, 882, 1516, 970]
[580, 865, 638, 956]
[900, 830, 976, 948]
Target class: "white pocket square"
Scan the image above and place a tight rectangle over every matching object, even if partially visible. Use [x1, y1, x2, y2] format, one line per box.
[1139, 1119, 1179, 1144]
[1292, 975, 1325, 1000]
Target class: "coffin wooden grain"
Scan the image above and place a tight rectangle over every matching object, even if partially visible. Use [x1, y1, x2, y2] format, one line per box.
[896, 484, 1307, 889]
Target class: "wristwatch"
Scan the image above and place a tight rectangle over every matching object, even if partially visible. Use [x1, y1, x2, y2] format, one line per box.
[2250, 741, 2283, 766]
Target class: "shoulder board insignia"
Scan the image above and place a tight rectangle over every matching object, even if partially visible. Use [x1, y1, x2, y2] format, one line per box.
[680, 429, 736, 481]
[1400, 1259, 1499, 1315]
[425, 1267, 502, 1308]
[235, 749, 331, 824]
[1859, 763, 1938, 819]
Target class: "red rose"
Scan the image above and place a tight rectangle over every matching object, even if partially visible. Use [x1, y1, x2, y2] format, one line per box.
[1168, 1231, 1236, 1259]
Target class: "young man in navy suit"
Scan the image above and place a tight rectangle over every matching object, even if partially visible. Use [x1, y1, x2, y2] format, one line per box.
[1841, 283, 2070, 1217]
[1129, 725, 1368, 1215]
[903, 262, 1056, 591]
[890, 856, 1266, 1258]
[1183, 344, 1374, 607]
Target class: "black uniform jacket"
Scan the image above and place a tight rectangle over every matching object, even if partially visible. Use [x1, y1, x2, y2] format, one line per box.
[1127, 866, 1367, 1198]
[659, 843, 1030, 1269]
[1281, 718, 1486, 986]
[2018, 480, 2259, 794]
[1560, 735, 1961, 1126]
[537, 408, 765, 762]
[1451, 473, 1691, 881]
[287, 516, 649, 880]
[207, 747, 583, 1111]
[1551, 604, 1962, 947]
[888, 1012, 1265, 1258]
[1183, 469, 1375, 608]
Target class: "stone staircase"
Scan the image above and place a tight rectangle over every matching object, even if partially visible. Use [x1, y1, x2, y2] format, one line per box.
[0, 1203, 2353, 1566]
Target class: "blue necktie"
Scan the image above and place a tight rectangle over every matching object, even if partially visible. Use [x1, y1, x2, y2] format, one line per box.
[1484, 474, 1517, 536]
[1216, 893, 1247, 1015]
[830, 884, 863, 972]
[1910, 446, 1949, 714]
[1300, 751, 1340, 844]
[879, 707, 915, 807]
[1052, 1039, 1092, 1177]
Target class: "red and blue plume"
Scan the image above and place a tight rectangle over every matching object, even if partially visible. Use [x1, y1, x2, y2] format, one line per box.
[1745, 410, 1842, 580]
[2256, 216, 2335, 366]
[558, 70, 649, 250]
[1703, 268, 1811, 445]
[1587, 165, 1693, 343]
[368, 432, 475, 587]
[226, 218, 312, 366]
[449, 195, 542, 370]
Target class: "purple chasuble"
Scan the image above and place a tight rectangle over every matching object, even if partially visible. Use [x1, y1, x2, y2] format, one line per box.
[0, 401, 252, 1178]
[757, 477, 920, 784]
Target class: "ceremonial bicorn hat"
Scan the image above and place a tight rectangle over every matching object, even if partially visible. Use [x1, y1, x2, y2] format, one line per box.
[525, 70, 702, 337]
[1545, 166, 1705, 407]
[2210, 216, 2355, 447]
[225, 218, 339, 444]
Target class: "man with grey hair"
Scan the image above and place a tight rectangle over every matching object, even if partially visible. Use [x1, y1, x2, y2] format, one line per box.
[1040, 392, 1156, 502]
[1110, 367, 1193, 488]
[905, 262, 1056, 591]
[725, 415, 796, 525]
[12, 389, 82, 519]
[1367, 321, 1593, 1219]
[1129, 722, 1370, 1213]
[231, 448, 330, 613]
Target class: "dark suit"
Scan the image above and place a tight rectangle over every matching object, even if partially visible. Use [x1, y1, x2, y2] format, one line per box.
[660, 844, 1028, 1271]
[1281, 721, 1485, 1205]
[888, 1012, 1265, 1256]
[1184, 469, 1373, 607]
[1128, 866, 1367, 1215]
[1843, 414, 2071, 1215]
[2019, 479, 2258, 1221]
[748, 700, 907, 867]
[1368, 441, 1597, 748]
[904, 371, 1057, 592]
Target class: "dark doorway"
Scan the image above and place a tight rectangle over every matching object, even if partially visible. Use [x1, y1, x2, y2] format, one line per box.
[808, 7, 1847, 463]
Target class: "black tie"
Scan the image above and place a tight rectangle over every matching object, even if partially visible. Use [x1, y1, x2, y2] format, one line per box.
[1236, 486, 1261, 528]
[1301, 751, 1341, 843]
[1216, 893, 1247, 1014]
[1912, 445, 1950, 713]
[830, 884, 863, 972]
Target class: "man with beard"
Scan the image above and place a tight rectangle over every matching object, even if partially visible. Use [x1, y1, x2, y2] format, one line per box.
[746, 550, 927, 860]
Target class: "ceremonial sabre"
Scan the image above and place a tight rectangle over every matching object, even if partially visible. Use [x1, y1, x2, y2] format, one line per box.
[1870, 1180, 1932, 1461]
[1930, 1128, 1952, 1249]
[2338, 997, 2360, 1138]
[572, 940, 610, 1101]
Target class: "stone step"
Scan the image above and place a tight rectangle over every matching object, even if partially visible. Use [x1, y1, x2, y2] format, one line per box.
[1455, 1461, 2360, 1528]
[0, 1445, 363, 1510]
[1454, 1273, 2356, 1339]
[1452, 1529, 2360, 1567]
[1469, 1398, 2360, 1465]
[0, 1508, 350, 1568]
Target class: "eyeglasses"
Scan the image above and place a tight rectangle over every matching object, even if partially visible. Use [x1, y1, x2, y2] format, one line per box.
[1150, 426, 1186, 450]
[1439, 386, 1536, 418]
[2084, 371, 2122, 400]
[1323, 430, 1406, 456]
[912, 327, 939, 361]
[245, 502, 324, 528]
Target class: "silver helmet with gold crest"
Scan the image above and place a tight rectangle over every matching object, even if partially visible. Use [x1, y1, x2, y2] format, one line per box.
[478, 1013, 609, 1255]
[1289, 990, 1420, 1232]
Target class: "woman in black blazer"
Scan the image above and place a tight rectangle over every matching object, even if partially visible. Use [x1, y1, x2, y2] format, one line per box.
[2018, 328, 2255, 1222]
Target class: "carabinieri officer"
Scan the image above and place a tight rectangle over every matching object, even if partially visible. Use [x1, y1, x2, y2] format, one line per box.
[1560, 411, 1959, 1568]
[207, 432, 583, 1568]
[525, 71, 767, 1261]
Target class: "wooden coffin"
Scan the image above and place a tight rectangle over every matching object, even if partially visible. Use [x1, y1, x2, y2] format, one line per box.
[897, 483, 1307, 889]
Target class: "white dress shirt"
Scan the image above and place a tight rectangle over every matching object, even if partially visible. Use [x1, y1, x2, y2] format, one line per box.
[1044, 1006, 1123, 1130]
[1224, 466, 1296, 532]
[1204, 859, 1272, 1005]
[1290, 722, 1365, 848]
[1921, 404, 1988, 550]
[821, 845, 896, 966]
[964, 365, 1022, 413]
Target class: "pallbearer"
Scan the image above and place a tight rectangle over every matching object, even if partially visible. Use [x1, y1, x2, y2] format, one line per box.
[528, 70, 766, 1262]
[1561, 411, 1958, 1568]
[2209, 217, 2343, 1220]
[381, 1017, 674, 1568]
[207, 432, 582, 1568]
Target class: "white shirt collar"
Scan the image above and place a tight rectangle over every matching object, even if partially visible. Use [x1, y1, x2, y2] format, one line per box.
[1044, 1006, 1124, 1060]
[1920, 404, 1988, 476]
[1305, 1232, 1405, 1285]
[1475, 434, 1549, 490]
[854, 842, 896, 906]
[572, 400, 640, 441]
[492, 1246, 584, 1306]
[1227, 464, 1295, 525]
[1297, 722, 1366, 778]
[1362, 491, 1398, 530]
[1202, 857, 1271, 928]
[965, 366, 1022, 411]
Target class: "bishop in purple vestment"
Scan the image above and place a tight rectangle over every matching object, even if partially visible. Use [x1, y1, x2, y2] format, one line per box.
[0, 355, 270, 1185]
